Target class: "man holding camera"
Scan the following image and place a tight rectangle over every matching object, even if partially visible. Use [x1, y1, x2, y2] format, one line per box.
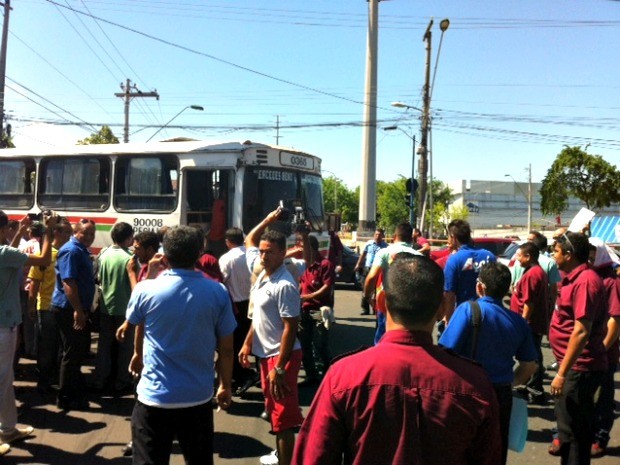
[0, 211, 58, 455]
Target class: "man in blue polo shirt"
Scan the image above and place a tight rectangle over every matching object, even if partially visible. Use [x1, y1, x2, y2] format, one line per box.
[51, 218, 96, 411]
[442, 220, 495, 329]
[127, 226, 236, 465]
[440, 262, 537, 465]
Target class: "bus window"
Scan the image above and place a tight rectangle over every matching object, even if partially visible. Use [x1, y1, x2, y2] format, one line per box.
[38, 157, 110, 211]
[242, 167, 299, 233]
[114, 155, 178, 212]
[0, 159, 36, 209]
[301, 173, 325, 231]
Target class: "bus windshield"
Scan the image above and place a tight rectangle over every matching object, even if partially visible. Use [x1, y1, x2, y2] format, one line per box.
[242, 167, 324, 233]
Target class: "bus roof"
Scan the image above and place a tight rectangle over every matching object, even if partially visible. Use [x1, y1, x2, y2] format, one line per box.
[0, 139, 319, 159]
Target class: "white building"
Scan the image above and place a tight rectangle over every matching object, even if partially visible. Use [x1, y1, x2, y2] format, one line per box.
[447, 179, 620, 232]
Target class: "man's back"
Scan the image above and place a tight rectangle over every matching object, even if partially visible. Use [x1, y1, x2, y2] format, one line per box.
[294, 330, 500, 465]
[445, 245, 495, 304]
[127, 269, 235, 405]
[98, 246, 132, 316]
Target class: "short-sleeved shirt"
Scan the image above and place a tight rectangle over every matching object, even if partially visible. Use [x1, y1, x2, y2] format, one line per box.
[440, 296, 537, 384]
[0, 245, 28, 328]
[596, 266, 620, 364]
[127, 269, 236, 407]
[98, 246, 132, 317]
[28, 247, 59, 312]
[549, 263, 608, 372]
[51, 236, 95, 311]
[250, 264, 301, 358]
[444, 245, 496, 304]
[512, 254, 561, 287]
[219, 245, 252, 303]
[510, 264, 550, 335]
[300, 258, 335, 310]
[362, 240, 388, 268]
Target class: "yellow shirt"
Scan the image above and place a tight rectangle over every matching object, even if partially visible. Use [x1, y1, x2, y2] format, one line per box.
[28, 247, 58, 311]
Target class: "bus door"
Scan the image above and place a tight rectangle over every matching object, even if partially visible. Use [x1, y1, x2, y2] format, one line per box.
[184, 168, 234, 257]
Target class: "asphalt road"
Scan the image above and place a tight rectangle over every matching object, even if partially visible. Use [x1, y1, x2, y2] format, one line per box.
[7, 285, 619, 464]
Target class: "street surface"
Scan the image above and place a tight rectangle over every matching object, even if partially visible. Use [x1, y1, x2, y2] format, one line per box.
[7, 285, 620, 464]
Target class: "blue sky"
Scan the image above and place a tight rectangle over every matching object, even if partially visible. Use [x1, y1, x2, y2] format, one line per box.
[7, 0, 620, 188]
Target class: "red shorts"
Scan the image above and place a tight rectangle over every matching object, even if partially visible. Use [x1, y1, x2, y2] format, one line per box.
[260, 350, 304, 433]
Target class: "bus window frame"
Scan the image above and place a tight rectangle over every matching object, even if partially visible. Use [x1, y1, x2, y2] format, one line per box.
[0, 157, 36, 210]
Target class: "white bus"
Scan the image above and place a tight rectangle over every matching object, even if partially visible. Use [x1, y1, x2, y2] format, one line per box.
[0, 139, 328, 254]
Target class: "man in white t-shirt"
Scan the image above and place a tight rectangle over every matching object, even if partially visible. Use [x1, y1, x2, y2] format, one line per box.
[239, 208, 303, 465]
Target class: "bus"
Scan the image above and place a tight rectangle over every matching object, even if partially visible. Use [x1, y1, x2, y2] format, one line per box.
[0, 139, 328, 255]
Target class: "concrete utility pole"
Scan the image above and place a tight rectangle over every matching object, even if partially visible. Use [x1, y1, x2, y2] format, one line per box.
[527, 163, 532, 232]
[358, 0, 380, 233]
[0, 0, 11, 146]
[114, 79, 159, 143]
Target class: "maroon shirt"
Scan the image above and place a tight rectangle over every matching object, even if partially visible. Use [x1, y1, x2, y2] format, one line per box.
[292, 330, 501, 465]
[549, 263, 608, 372]
[510, 263, 550, 335]
[300, 258, 335, 310]
[596, 266, 620, 365]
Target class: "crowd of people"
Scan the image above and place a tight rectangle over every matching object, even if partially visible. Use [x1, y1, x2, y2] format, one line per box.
[0, 208, 618, 465]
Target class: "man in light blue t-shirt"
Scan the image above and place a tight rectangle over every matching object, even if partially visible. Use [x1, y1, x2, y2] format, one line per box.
[126, 226, 236, 465]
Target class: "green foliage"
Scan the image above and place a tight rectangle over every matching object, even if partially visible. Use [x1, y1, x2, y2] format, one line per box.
[0, 134, 14, 148]
[540, 146, 620, 215]
[322, 176, 358, 226]
[376, 177, 410, 233]
[77, 125, 119, 145]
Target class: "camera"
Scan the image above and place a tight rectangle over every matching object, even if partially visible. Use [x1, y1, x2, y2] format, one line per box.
[277, 200, 307, 233]
[27, 210, 55, 222]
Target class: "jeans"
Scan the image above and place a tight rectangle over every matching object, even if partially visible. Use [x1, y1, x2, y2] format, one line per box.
[132, 400, 214, 465]
[37, 310, 61, 388]
[555, 369, 605, 465]
[593, 363, 617, 447]
[94, 313, 134, 390]
[0, 327, 18, 432]
[231, 300, 255, 384]
[298, 310, 330, 380]
[53, 305, 90, 402]
[374, 311, 386, 345]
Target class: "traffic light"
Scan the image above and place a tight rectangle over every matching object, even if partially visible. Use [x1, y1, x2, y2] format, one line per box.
[404, 193, 411, 206]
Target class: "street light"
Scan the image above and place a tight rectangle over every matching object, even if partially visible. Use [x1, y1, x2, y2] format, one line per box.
[322, 169, 341, 213]
[383, 125, 417, 226]
[504, 163, 532, 232]
[146, 105, 204, 142]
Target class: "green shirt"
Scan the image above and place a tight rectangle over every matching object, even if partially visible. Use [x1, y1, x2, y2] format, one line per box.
[98, 246, 132, 317]
[0, 245, 28, 327]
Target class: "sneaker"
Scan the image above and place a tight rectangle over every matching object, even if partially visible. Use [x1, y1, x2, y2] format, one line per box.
[547, 361, 558, 371]
[122, 441, 133, 457]
[0, 442, 9, 456]
[591, 442, 606, 457]
[0, 426, 34, 444]
[548, 438, 561, 456]
[259, 450, 279, 465]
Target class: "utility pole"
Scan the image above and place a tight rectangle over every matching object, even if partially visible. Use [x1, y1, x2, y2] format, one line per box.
[114, 79, 159, 143]
[0, 0, 11, 147]
[527, 163, 532, 232]
[359, 0, 381, 233]
[275, 115, 281, 145]
[418, 19, 433, 232]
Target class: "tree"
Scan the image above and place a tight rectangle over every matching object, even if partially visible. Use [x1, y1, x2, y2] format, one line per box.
[322, 176, 358, 226]
[540, 146, 620, 215]
[376, 177, 410, 233]
[77, 125, 119, 145]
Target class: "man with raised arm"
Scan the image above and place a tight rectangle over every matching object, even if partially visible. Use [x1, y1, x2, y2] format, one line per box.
[239, 208, 304, 465]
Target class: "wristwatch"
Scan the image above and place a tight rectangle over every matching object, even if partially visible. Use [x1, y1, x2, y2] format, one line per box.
[274, 366, 286, 376]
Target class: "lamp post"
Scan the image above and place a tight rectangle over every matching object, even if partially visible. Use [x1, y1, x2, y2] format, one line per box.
[504, 163, 532, 232]
[383, 124, 417, 226]
[322, 169, 341, 213]
[146, 105, 204, 142]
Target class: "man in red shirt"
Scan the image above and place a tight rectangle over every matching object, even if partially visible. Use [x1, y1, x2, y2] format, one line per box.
[292, 255, 501, 465]
[298, 235, 335, 386]
[510, 241, 549, 404]
[549, 232, 607, 465]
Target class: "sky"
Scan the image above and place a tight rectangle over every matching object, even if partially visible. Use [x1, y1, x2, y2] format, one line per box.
[6, 0, 620, 189]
